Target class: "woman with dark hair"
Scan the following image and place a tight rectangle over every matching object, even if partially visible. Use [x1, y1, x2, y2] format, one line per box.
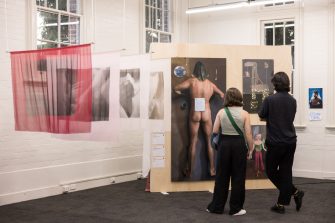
[258, 71, 304, 214]
[207, 87, 253, 216]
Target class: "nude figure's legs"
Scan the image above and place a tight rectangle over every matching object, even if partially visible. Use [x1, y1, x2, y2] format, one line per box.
[202, 117, 216, 176]
[187, 119, 200, 177]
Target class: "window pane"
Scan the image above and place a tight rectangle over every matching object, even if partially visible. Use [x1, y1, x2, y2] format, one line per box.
[275, 22, 284, 45]
[163, 10, 170, 32]
[157, 9, 162, 30]
[69, 0, 81, 13]
[151, 8, 156, 29]
[61, 15, 70, 44]
[36, 0, 46, 6]
[264, 23, 273, 45]
[163, 0, 169, 11]
[37, 40, 58, 49]
[160, 33, 171, 43]
[145, 0, 149, 5]
[146, 30, 158, 53]
[47, 0, 56, 9]
[59, 0, 67, 11]
[145, 6, 150, 28]
[61, 44, 70, 48]
[150, 0, 156, 7]
[37, 11, 58, 42]
[285, 21, 294, 45]
[157, 0, 162, 9]
[61, 15, 80, 45]
[265, 28, 273, 45]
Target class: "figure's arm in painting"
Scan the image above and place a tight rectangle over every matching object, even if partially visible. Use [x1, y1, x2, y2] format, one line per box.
[212, 83, 225, 98]
[261, 143, 267, 152]
[174, 78, 191, 94]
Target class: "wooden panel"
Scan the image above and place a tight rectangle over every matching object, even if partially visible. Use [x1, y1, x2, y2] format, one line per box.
[150, 43, 291, 192]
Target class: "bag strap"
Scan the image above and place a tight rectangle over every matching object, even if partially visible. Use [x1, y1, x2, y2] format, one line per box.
[224, 107, 244, 136]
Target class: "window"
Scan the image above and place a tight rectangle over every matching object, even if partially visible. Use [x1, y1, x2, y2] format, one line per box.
[145, 0, 173, 53]
[264, 1, 295, 7]
[262, 19, 295, 91]
[36, 0, 81, 49]
[263, 20, 295, 66]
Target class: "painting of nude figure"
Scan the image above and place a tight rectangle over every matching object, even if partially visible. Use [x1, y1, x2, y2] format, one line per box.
[171, 57, 226, 181]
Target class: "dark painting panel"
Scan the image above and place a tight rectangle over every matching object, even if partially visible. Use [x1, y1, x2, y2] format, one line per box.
[243, 59, 274, 113]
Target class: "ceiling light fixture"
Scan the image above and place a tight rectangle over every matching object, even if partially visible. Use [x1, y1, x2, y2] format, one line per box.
[186, 0, 297, 14]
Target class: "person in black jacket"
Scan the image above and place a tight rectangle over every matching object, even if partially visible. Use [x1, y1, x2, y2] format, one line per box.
[258, 72, 304, 214]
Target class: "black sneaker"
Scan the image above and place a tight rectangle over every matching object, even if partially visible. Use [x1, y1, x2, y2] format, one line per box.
[271, 204, 285, 214]
[294, 190, 305, 211]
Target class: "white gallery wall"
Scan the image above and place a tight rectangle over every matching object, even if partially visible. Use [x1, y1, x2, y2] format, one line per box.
[1, 0, 333, 206]
[0, 0, 189, 205]
[186, 0, 335, 180]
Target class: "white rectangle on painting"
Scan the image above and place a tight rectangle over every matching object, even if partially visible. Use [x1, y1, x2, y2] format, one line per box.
[152, 132, 165, 145]
[152, 156, 165, 168]
[309, 112, 322, 121]
[194, 98, 205, 111]
[152, 145, 165, 157]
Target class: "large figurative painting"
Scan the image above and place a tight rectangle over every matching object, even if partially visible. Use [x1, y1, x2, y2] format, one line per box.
[243, 59, 274, 113]
[171, 57, 226, 181]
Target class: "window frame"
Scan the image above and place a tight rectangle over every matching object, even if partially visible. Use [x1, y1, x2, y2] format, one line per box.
[261, 0, 298, 10]
[144, 0, 174, 53]
[35, 0, 82, 49]
[261, 19, 295, 46]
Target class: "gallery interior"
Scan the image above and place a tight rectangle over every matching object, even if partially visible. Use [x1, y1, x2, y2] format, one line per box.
[0, 0, 334, 222]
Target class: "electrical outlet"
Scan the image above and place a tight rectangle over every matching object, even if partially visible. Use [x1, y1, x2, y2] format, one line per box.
[63, 185, 70, 193]
[137, 173, 143, 179]
[69, 184, 76, 191]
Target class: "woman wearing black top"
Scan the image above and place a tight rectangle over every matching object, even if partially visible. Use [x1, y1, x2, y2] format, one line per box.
[258, 72, 304, 214]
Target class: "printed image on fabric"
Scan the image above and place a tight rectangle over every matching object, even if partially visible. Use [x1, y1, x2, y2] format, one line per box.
[92, 67, 110, 121]
[171, 58, 226, 181]
[243, 59, 274, 113]
[119, 68, 140, 118]
[10, 44, 92, 133]
[24, 66, 77, 117]
[246, 125, 267, 179]
[148, 72, 164, 119]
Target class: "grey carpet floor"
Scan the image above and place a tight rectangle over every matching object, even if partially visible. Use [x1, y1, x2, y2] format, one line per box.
[0, 177, 334, 223]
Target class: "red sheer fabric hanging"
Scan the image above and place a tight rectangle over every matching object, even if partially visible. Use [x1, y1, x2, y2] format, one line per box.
[10, 44, 92, 133]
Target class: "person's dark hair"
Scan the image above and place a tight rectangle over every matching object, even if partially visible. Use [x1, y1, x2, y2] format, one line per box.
[271, 72, 290, 92]
[223, 87, 243, 107]
[313, 90, 318, 95]
[193, 61, 207, 81]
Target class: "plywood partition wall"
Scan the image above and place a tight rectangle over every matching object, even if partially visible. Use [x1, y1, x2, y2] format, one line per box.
[150, 43, 292, 192]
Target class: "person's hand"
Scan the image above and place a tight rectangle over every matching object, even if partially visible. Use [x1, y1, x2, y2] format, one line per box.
[247, 151, 253, 160]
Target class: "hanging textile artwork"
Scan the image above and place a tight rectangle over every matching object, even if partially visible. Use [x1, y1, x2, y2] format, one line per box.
[10, 44, 92, 133]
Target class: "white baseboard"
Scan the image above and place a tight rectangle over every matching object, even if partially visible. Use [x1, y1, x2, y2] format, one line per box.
[0, 155, 142, 206]
[293, 169, 335, 180]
